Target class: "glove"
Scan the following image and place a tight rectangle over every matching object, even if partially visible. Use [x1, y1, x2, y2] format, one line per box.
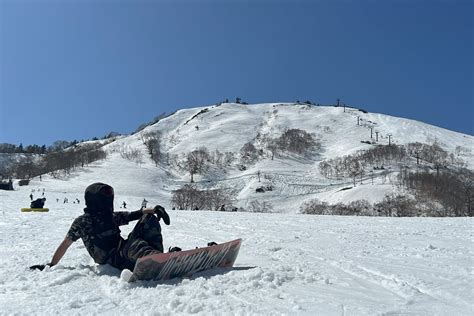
[153, 205, 170, 225]
[168, 246, 182, 252]
[30, 263, 50, 271]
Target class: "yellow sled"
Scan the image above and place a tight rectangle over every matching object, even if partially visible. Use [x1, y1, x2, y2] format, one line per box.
[21, 208, 49, 212]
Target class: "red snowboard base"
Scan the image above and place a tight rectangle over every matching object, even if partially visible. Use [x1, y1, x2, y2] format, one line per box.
[129, 238, 242, 282]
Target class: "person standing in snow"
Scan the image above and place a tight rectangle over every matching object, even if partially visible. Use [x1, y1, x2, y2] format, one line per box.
[30, 183, 177, 271]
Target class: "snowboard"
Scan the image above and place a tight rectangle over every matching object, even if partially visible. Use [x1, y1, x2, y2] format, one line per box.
[21, 208, 49, 212]
[128, 238, 241, 282]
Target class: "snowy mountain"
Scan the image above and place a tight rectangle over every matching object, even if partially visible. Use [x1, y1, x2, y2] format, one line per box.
[1, 103, 473, 314]
[18, 102, 471, 212]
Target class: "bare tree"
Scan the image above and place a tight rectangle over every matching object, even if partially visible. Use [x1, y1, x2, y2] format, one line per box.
[222, 152, 235, 167]
[185, 147, 210, 182]
[240, 142, 258, 164]
[142, 131, 162, 166]
[205, 187, 234, 211]
[400, 168, 474, 216]
[265, 138, 279, 160]
[374, 194, 417, 217]
[458, 169, 474, 216]
[49, 140, 71, 152]
[120, 147, 144, 165]
[348, 159, 362, 187]
[171, 184, 234, 211]
[277, 128, 318, 155]
[38, 144, 107, 178]
[15, 156, 39, 179]
[248, 200, 273, 213]
[300, 199, 329, 215]
[430, 144, 448, 176]
[171, 184, 201, 210]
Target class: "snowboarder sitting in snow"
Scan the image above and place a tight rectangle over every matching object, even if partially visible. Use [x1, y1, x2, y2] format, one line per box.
[30, 182, 177, 271]
[31, 198, 46, 208]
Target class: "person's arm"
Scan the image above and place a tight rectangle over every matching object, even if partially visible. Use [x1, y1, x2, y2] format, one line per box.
[114, 210, 144, 225]
[114, 206, 170, 226]
[30, 237, 74, 271]
[50, 237, 73, 267]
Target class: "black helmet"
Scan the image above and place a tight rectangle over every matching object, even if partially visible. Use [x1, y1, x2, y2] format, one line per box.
[84, 182, 114, 212]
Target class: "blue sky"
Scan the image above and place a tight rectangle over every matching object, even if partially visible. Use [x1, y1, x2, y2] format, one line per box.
[0, 0, 472, 146]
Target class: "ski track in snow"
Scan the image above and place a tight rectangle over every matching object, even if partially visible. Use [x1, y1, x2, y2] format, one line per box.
[1, 185, 473, 315]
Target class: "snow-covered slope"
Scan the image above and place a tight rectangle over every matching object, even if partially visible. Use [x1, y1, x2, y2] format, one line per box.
[149, 103, 472, 158]
[19, 102, 470, 212]
[121, 103, 474, 209]
[1, 103, 473, 314]
[0, 184, 472, 315]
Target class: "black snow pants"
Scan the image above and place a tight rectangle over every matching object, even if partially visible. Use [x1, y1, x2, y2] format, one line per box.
[117, 214, 164, 270]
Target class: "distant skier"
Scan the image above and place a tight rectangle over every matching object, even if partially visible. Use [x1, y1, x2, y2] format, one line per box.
[122, 201, 127, 209]
[30, 183, 175, 271]
[141, 198, 148, 210]
[29, 194, 33, 201]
